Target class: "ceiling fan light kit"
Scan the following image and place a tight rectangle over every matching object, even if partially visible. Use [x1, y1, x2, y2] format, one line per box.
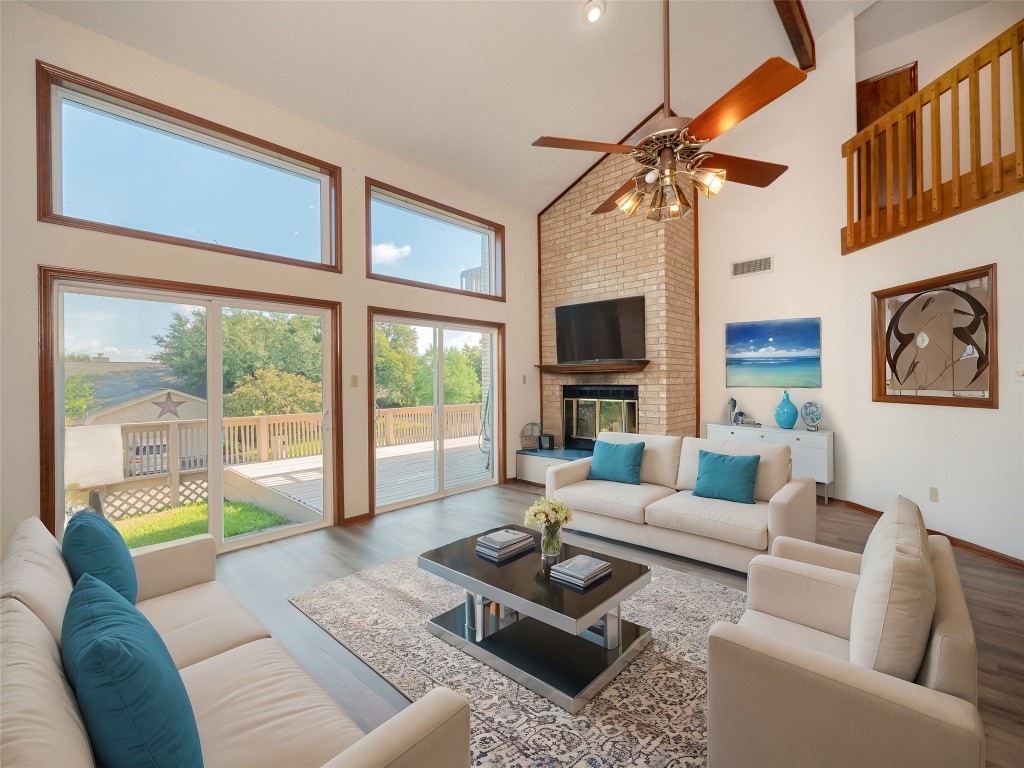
[535, 0, 806, 222]
[689, 166, 727, 197]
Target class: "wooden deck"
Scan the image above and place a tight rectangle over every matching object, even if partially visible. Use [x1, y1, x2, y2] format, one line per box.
[232, 436, 494, 513]
[375, 435, 494, 507]
[231, 455, 327, 513]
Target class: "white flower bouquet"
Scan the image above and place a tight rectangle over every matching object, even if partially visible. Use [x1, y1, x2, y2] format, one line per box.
[525, 497, 573, 555]
[524, 497, 573, 528]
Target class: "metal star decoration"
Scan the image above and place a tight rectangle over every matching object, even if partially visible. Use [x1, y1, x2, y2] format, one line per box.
[152, 392, 185, 418]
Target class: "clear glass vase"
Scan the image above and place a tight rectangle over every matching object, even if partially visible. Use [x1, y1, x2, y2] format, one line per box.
[541, 524, 563, 557]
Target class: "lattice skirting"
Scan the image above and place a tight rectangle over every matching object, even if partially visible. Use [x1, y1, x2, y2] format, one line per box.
[67, 478, 210, 520]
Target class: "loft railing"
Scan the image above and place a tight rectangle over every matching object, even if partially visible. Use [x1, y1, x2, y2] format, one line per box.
[841, 20, 1024, 254]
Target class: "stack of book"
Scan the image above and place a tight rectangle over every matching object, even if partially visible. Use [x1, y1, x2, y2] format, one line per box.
[476, 529, 535, 562]
[550, 555, 612, 589]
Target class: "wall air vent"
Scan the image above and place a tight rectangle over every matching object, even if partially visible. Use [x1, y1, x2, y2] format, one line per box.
[731, 255, 773, 278]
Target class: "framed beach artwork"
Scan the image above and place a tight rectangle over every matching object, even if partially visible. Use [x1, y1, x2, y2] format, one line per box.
[871, 264, 996, 408]
[726, 317, 822, 387]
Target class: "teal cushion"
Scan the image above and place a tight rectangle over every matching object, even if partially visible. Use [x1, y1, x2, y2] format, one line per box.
[62, 511, 138, 603]
[587, 440, 644, 484]
[692, 450, 760, 504]
[61, 575, 204, 768]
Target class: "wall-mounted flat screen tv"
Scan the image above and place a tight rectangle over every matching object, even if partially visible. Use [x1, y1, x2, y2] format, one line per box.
[555, 296, 646, 364]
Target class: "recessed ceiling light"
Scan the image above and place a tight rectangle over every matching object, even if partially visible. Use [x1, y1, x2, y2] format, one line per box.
[583, 0, 605, 24]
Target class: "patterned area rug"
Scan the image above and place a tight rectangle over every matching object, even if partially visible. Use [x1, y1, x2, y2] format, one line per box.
[290, 557, 745, 768]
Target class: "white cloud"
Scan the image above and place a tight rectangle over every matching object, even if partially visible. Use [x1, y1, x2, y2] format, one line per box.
[371, 242, 412, 265]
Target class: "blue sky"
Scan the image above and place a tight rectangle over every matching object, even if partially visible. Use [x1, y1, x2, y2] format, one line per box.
[725, 317, 821, 359]
[370, 197, 488, 290]
[63, 293, 199, 362]
[61, 98, 322, 261]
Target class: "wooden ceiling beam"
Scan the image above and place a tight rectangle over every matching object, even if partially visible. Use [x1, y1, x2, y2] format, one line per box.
[774, 0, 816, 72]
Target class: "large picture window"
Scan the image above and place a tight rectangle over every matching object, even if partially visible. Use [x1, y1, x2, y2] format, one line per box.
[366, 180, 504, 299]
[37, 62, 341, 270]
[39, 267, 342, 550]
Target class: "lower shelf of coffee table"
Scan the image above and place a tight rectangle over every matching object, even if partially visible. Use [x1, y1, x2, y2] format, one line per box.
[425, 604, 651, 714]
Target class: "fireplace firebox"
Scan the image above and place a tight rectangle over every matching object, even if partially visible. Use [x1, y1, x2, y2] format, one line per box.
[562, 385, 639, 450]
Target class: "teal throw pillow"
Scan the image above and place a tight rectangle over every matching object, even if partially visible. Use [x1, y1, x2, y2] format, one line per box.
[62, 511, 138, 604]
[61, 575, 204, 768]
[692, 450, 760, 504]
[587, 440, 644, 484]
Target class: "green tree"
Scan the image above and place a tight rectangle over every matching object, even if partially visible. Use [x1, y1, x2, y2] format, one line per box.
[374, 323, 419, 407]
[223, 369, 322, 417]
[64, 375, 95, 425]
[153, 310, 323, 393]
[412, 345, 481, 406]
[64, 352, 92, 362]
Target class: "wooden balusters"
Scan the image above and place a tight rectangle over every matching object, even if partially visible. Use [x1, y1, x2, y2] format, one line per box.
[885, 120, 894, 231]
[841, 18, 1024, 254]
[969, 56, 982, 200]
[991, 42, 1002, 194]
[930, 85, 942, 214]
[1013, 24, 1023, 179]
[915, 97, 925, 221]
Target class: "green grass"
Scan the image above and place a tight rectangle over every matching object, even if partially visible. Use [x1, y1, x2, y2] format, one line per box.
[113, 500, 290, 549]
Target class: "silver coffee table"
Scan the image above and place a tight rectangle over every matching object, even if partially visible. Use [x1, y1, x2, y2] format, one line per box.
[418, 525, 652, 714]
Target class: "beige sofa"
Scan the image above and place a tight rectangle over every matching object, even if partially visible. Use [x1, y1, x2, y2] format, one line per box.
[0, 517, 470, 768]
[708, 498, 984, 768]
[547, 432, 816, 572]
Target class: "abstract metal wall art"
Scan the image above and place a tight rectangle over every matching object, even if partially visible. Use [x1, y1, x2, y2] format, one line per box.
[871, 264, 997, 408]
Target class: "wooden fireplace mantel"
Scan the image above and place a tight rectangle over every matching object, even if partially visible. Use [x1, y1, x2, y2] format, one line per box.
[537, 361, 650, 374]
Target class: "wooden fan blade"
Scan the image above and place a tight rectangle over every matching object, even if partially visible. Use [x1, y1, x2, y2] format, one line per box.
[700, 153, 788, 187]
[533, 136, 635, 154]
[592, 178, 639, 215]
[685, 58, 806, 142]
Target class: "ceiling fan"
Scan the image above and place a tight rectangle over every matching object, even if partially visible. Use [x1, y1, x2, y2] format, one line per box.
[533, 0, 807, 221]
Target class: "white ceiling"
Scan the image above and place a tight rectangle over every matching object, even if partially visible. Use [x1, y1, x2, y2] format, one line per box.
[29, 0, 869, 211]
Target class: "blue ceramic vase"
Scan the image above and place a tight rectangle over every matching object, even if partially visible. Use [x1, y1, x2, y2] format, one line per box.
[774, 391, 798, 429]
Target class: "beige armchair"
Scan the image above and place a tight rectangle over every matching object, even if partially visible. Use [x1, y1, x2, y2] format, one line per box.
[708, 532, 984, 768]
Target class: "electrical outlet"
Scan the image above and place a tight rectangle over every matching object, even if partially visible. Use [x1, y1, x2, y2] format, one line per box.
[350, 375, 358, 388]
[929, 486, 939, 503]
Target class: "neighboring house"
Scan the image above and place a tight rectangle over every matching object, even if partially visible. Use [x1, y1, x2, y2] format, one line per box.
[64, 359, 207, 425]
[84, 388, 208, 425]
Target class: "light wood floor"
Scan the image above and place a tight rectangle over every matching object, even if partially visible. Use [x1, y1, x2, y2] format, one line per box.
[217, 482, 1024, 767]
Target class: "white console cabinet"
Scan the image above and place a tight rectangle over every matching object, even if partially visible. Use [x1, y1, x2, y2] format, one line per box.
[706, 423, 835, 503]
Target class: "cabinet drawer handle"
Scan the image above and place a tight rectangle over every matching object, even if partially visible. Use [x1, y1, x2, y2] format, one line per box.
[796, 437, 801, 441]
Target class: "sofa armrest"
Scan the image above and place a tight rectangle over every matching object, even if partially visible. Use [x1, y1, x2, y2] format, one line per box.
[767, 476, 816, 546]
[322, 688, 470, 768]
[132, 534, 216, 602]
[772, 536, 862, 574]
[747, 554, 859, 638]
[545, 458, 592, 497]
[708, 622, 985, 768]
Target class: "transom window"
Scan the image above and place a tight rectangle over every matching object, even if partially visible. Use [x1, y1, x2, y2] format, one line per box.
[38, 62, 341, 270]
[367, 180, 504, 299]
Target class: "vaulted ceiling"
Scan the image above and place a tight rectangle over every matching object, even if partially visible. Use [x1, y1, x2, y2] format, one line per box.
[30, 0, 867, 211]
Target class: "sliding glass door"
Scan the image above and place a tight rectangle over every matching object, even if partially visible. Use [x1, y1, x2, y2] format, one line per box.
[373, 315, 498, 512]
[56, 281, 334, 550]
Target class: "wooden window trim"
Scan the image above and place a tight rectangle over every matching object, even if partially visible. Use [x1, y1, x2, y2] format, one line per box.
[366, 306, 507, 516]
[36, 61, 343, 273]
[38, 265, 345, 534]
[365, 178, 506, 302]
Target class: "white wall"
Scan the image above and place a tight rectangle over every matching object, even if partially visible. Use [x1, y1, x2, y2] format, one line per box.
[699, 14, 1024, 558]
[0, 2, 540, 550]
